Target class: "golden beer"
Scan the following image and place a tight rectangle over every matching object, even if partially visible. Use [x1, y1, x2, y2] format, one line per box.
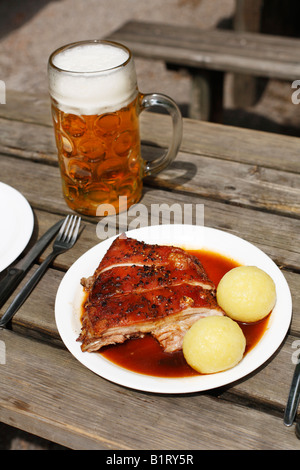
[51, 95, 143, 216]
[48, 40, 182, 216]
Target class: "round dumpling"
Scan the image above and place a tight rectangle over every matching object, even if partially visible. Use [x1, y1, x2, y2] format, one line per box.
[182, 316, 246, 374]
[216, 266, 276, 323]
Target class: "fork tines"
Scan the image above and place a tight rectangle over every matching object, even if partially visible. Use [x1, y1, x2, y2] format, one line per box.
[59, 215, 81, 243]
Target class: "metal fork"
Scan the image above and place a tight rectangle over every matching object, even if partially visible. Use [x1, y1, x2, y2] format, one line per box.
[0, 215, 81, 328]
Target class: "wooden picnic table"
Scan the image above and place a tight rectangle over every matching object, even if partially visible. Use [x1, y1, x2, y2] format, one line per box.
[0, 90, 300, 450]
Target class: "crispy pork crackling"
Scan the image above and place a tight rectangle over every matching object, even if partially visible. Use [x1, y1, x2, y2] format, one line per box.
[77, 235, 224, 353]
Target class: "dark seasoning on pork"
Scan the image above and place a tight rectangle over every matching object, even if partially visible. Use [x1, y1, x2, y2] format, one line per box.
[77, 234, 224, 353]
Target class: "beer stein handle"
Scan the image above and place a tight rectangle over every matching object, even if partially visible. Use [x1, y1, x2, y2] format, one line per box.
[140, 93, 182, 175]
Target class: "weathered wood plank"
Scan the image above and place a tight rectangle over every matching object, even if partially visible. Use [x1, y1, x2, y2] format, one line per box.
[111, 20, 300, 57]
[107, 21, 300, 79]
[232, 0, 264, 107]
[234, 0, 263, 33]
[141, 113, 300, 174]
[1, 155, 300, 271]
[230, 334, 299, 409]
[107, 19, 300, 119]
[0, 328, 298, 450]
[2, 198, 299, 323]
[1, 91, 299, 450]
[0, 205, 298, 421]
[0, 117, 56, 163]
[1, 91, 300, 173]
[2, 261, 298, 413]
[1, 91, 52, 126]
[145, 153, 300, 217]
[2, 133, 300, 221]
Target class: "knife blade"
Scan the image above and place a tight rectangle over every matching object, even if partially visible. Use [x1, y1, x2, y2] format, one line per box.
[284, 353, 300, 426]
[0, 219, 64, 308]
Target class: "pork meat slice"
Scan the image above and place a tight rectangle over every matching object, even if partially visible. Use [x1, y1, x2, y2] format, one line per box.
[77, 234, 223, 353]
[78, 285, 223, 352]
[84, 263, 214, 301]
[81, 234, 214, 292]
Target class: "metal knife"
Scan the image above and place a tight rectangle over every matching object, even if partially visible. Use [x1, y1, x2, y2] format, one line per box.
[0, 219, 64, 309]
[284, 354, 300, 426]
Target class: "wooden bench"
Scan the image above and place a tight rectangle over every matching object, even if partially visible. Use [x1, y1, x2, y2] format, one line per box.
[107, 20, 300, 121]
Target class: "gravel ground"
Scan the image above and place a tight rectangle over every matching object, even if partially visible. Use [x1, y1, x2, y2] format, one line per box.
[0, 0, 299, 451]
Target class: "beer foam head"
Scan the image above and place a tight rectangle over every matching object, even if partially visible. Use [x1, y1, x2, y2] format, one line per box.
[48, 41, 138, 114]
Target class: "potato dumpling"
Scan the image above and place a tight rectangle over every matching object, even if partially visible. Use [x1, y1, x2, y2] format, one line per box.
[182, 316, 246, 374]
[216, 266, 276, 323]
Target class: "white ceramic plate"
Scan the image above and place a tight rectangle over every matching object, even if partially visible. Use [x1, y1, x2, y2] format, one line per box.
[55, 224, 292, 394]
[0, 182, 34, 272]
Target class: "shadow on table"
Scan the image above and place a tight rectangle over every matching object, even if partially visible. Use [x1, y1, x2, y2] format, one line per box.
[223, 108, 300, 138]
[0, 422, 68, 450]
[0, 0, 59, 40]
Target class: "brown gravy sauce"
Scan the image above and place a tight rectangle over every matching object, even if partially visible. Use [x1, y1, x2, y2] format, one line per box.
[99, 250, 270, 377]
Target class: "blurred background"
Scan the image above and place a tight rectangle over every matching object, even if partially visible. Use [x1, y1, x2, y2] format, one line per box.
[1, 0, 300, 136]
[0, 0, 299, 449]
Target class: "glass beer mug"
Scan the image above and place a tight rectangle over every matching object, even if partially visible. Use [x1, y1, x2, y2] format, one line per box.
[48, 40, 182, 216]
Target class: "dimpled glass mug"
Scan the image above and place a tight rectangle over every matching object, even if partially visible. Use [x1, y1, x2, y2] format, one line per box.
[48, 40, 182, 216]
